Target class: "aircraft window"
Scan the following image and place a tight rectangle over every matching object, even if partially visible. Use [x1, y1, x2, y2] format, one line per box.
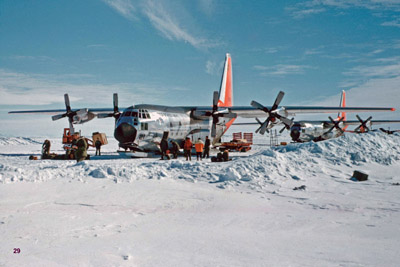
[132, 112, 138, 117]
[134, 122, 138, 126]
[179, 122, 182, 126]
[170, 122, 173, 128]
[139, 112, 142, 119]
[145, 111, 151, 119]
[141, 123, 148, 130]
[124, 111, 131, 117]
[302, 129, 305, 133]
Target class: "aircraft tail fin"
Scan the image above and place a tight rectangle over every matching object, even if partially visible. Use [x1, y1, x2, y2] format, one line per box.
[218, 53, 233, 107]
[338, 90, 346, 121]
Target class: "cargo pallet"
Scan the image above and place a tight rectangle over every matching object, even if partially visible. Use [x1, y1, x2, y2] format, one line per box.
[218, 132, 253, 152]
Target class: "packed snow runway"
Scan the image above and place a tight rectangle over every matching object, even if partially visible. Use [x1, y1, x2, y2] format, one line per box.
[1, 133, 400, 266]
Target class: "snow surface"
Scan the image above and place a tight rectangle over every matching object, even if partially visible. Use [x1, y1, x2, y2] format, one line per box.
[1, 132, 400, 266]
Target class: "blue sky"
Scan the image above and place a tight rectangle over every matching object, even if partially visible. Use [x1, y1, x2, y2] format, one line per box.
[1, 0, 400, 136]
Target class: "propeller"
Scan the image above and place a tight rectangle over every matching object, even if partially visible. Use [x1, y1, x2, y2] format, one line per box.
[52, 94, 76, 132]
[251, 91, 293, 135]
[206, 91, 237, 137]
[97, 93, 121, 125]
[279, 118, 295, 133]
[324, 116, 345, 134]
[354, 115, 372, 133]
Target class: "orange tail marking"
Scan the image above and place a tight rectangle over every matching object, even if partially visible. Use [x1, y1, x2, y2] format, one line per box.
[218, 54, 233, 107]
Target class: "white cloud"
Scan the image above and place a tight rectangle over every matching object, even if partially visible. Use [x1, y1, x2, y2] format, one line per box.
[102, 0, 219, 50]
[381, 19, 400, 27]
[205, 60, 217, 75]
[254, 64, 312, 76]
[341, 58, 400, 87]
[102, 0, 138, 20]
[344, 63, 400, 79]
[10, 55, 55, 61]
[289, 7, 326, 19]
[309, 57, 400, 121]
[0, 69, 186, 107]
[142, 0, 218, 49]
[288, 0, 400, 18]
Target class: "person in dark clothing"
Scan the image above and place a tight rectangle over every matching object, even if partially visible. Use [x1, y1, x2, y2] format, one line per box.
[160, 138, 169, 160]
[42, 139, 50, 155]
[75, 137, 88, 162]
[203, 136, 211, 158]
[170, 140, 180, 159]
[95, 138, 102, 156]
[41, 139, 51, 158]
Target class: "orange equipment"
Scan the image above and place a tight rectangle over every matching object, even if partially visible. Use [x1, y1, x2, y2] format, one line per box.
[218, 132, 253, 152]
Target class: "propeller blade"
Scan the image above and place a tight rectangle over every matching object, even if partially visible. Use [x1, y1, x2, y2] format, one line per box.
[64, 94, 71, 112]
[250, 100, 267, 111]
[113, 93, 118, 112]
[220, 112, 237, 119]
[354, 125, 362, 132]
[279, 126, 286, 134]
[259, 118, 270, 135]
[97, 113, 112, 119]
[211, 122, 217, 137]
[255, 117, 262, 125]
[325, 126, 335, 134]
[213, 91, 219, 109]
[278, 116, 294, 128]
[52, 114, 65, 121]
[271, 91, 284, 110]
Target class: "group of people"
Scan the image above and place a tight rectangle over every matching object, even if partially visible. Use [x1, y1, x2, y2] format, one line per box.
[159, 136, 211, 161]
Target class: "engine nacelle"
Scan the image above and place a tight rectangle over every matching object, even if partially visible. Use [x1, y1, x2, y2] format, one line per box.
[72, 109, 96, 124]
[190, 109, 211, 120]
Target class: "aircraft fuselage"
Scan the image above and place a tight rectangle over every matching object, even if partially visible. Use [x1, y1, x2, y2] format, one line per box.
[114, 106, 231, 151]
[290, 122, 344, 142]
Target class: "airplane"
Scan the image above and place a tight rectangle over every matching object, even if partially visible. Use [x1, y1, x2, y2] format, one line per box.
[235, 90, 400, 143]
[9, 54, 397, 153]
[379, 128, 400, 135]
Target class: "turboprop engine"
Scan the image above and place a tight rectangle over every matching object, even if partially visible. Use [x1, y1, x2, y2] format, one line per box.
[72, 109, 96, 124]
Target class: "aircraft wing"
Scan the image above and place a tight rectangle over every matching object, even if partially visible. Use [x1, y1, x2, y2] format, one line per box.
[343, 120, 400, 126]
[232, 119, 400, 127]
[229, 106, 396, 118]
[10, 105, 395, 117]
[8, 108, 116, 115]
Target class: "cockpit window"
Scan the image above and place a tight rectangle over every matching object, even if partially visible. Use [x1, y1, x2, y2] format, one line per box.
[137, 109, 150, 119]
[123, 111, 131, 117]
[132, 111, 138, 117]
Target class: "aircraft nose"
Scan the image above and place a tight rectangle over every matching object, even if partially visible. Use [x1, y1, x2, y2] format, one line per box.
[290, 129, 300, 141]
[114, 123, 137, 143]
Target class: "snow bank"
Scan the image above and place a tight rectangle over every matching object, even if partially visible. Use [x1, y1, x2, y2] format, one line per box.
[0, 136, 42, 146]
[1, 132, 400, 193]
[1, 132, 400, 266]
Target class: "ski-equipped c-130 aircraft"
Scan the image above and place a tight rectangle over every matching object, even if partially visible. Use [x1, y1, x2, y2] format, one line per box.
[9, 54, 396, 153]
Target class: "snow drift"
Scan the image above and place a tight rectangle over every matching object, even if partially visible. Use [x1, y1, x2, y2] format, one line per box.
[1, 132, 400, 266]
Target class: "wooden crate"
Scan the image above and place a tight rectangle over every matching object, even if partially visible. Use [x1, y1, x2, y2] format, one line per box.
[92, 132, 108, 145]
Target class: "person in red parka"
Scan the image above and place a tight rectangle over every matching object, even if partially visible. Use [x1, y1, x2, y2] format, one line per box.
[183, 137, 193, 161]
